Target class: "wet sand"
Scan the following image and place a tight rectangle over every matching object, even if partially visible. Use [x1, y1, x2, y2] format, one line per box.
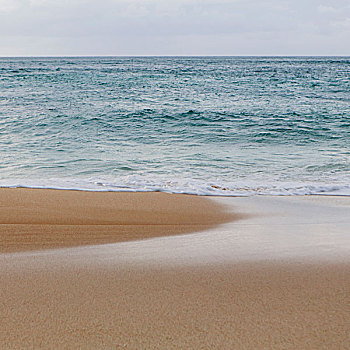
[1, 189, 349, 349]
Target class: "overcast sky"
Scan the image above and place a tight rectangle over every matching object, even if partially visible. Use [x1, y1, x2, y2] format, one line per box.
[0, 0, 349, 56]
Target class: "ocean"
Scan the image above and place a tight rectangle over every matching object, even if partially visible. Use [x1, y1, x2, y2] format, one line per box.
[1, 56, 349, 196]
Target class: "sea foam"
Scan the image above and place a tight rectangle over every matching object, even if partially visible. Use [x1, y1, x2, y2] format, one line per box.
[1, 176, 350, 197]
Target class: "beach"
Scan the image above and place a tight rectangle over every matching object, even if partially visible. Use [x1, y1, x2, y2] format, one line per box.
[0, 188, 238, 253]
[1, 189, 349, 349]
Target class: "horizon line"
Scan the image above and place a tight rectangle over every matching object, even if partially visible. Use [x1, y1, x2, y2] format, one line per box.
[1, 54, 349, 58]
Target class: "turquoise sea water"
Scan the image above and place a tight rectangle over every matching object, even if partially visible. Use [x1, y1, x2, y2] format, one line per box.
[1, 57, 349, 195]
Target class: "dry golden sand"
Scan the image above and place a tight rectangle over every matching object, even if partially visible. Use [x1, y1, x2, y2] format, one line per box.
[0, 188, 237, 253]
[1, 262, 349, 349]
[1, 189, 349, 349]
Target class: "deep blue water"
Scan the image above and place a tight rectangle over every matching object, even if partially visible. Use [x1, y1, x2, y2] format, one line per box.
[1, 56, 349, 195]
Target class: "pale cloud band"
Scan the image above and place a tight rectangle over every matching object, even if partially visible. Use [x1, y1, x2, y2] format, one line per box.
[0, 0, 349, 55]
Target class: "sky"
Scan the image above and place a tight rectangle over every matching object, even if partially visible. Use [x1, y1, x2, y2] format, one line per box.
[0, 0, 349, 56]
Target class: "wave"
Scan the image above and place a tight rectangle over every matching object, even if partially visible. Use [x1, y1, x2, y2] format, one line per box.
[1, 176, 349, 197]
